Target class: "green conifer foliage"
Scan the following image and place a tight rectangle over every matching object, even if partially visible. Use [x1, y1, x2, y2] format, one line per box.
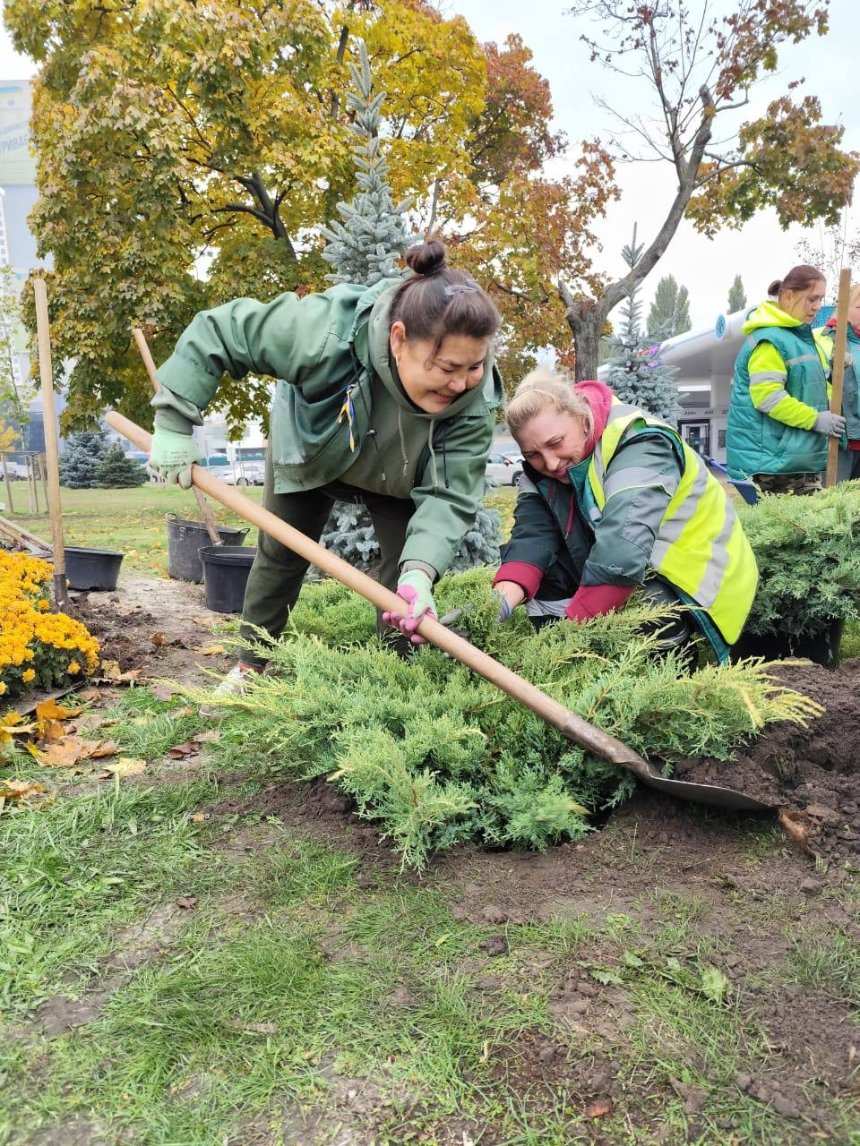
[320, 41, 409, 286]
[646, 275, 692, 340]
[605, 227, 681, 425]
[96, 442, 147, 488]
[727, 274, 748, 313]
[59, 429, 108, 488]
[200, 570, 820, 870]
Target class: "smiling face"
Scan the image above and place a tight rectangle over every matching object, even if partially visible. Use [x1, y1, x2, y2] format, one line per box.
[779, 279, 826, 324]
[389, 322, 489, 413]
[516, 407, 591, 483]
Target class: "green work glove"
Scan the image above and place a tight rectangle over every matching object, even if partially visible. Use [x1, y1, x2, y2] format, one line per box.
[382, 569, 437, 645]
[149, 426, 201, 489]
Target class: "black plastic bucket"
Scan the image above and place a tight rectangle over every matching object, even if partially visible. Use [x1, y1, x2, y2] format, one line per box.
[199, 545, 256, 614]
[731, 618, 844, 668]
[65, 547, 125, 591]
[166, 514, 250, 583]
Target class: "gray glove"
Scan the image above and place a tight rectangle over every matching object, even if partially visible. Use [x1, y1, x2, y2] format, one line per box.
[813, 411, 846, 438]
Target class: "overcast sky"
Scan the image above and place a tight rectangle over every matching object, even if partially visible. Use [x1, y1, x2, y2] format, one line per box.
[0, 0, 854, 329]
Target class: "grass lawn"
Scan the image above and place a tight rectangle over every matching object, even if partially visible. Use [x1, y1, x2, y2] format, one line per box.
[3, 681, 858, 1145]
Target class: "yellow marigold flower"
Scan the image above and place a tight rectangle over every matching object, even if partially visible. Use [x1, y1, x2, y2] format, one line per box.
[37, 599, 50, 612]
[22, 668, 36, 683]
[0, 682, 6, 696]
[67, 661, 81, 675]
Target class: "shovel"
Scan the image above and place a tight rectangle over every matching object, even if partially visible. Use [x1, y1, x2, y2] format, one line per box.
[105, 410, 773, 814]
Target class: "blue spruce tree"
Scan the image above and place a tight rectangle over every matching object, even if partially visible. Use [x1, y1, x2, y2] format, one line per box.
[605, 225, 681, 426]
[319, 42, 410, 286]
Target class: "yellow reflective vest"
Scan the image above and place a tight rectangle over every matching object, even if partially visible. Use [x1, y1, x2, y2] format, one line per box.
[585, 404, 759, 645]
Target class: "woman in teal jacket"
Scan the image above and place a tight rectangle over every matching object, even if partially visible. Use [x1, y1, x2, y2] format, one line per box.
[148, 241, 503, 693]
[727, 264, 844, 495]
[818, 283, 860, 483]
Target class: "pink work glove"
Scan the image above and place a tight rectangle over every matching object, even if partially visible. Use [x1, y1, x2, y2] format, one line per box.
[383, 569, 437, 645]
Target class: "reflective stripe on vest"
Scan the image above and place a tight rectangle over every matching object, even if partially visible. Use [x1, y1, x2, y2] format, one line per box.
[585, 403, 758, 644]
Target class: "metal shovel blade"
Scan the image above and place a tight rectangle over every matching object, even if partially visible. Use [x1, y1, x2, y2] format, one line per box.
[630, 769, 774, 813]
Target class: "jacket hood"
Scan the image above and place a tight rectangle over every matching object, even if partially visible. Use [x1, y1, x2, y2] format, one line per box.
[824, 316, 860, 339]
[360, 281, 502, 422]
[742, 300, 805, 335]
[575, 379, 614, 455]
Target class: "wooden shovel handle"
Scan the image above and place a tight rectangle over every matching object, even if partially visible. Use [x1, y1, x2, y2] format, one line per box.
[132, 327, 222, 545]
[105, 409, 655, 776]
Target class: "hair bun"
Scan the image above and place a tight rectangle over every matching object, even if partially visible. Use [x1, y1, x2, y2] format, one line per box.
[767, 279, 782, 297]
[404, 239, 447, 276]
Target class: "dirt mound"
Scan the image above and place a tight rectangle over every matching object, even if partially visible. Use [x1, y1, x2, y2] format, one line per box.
[674, 658, 860, 862]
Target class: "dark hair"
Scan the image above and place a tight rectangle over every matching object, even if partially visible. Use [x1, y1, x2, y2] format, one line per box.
[388, 239, 501, 349]
[767, 264, 825, 298]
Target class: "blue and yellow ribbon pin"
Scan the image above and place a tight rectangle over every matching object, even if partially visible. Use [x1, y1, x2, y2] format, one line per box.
[338, 385, 357, 452]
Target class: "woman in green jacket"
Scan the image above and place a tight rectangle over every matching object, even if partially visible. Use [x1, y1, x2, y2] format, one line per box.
[818, 283, 860, 483]
[148, 241, 502, 691]
[493, 370, 758, 663]
[727, 264, 843, 494]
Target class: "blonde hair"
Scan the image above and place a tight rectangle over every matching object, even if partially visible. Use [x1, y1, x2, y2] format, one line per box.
[849, 283, 860, 310]
[506, 368, 594, 442]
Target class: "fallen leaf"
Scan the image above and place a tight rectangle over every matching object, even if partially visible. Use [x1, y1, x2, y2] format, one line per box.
[700, 964, 731, 1004]
[151, 632, 167, 647]
[151, 684, 180, 701]
[97, 661, 141, 684]
[2, 712, 31, 727]
[0, 778, 46, 800]
[37, 718, 71, 742]
[168, 741, 198, 758]
[190, 812, 209, 823]
[778, 807, 817, 858]
[102, 757, 147, 778]
[77, 688, 103, 703]
[85, 740, 119, 759]
[36, 699, 83, 721]
[30, 736, 91, 768]
[585, 1098, 613, 1119]
[192, 729, 220, 744]
[198, 644, 226, 656]
[171, 706, 196, 719]
[176, 896, 198, 910]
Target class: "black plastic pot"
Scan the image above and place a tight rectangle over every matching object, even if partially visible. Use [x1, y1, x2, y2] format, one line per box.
[165, 514, 250, 583]
[199, 544, 256, 614]
[65, 546, 125, 592]
[732, 618, 845, 668]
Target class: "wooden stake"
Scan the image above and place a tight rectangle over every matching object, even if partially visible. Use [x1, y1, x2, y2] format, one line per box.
[0, 453, 13, 514]
[131, 326, 223, 545]
[32, 278, 69, 610]
[825, 267, 852, 487]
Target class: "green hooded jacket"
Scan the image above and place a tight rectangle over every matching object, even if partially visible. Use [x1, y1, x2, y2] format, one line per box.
[152, 278, 503, 576]
[727, 301, 830, 479]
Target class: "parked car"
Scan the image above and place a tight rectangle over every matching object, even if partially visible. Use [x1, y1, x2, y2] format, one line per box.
[485, 451, 523, 486]
[219, 462, 265, 486]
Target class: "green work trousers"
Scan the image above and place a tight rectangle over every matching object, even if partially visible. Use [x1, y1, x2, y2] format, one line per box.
[238, 455, 415, 667]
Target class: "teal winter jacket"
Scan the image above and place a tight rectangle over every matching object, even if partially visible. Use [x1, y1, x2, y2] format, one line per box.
[152, 278, 503, 577]
[727, 302, 830, 480]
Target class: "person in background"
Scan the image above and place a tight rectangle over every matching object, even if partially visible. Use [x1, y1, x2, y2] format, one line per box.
[727, 264, 843, 495]
[492, 370, 758, 664]
[817, 282, 860, 483]
[147, 240, 503, 696]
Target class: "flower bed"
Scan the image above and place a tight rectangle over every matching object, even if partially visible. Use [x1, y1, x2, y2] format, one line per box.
[0, 551, 100, 698]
